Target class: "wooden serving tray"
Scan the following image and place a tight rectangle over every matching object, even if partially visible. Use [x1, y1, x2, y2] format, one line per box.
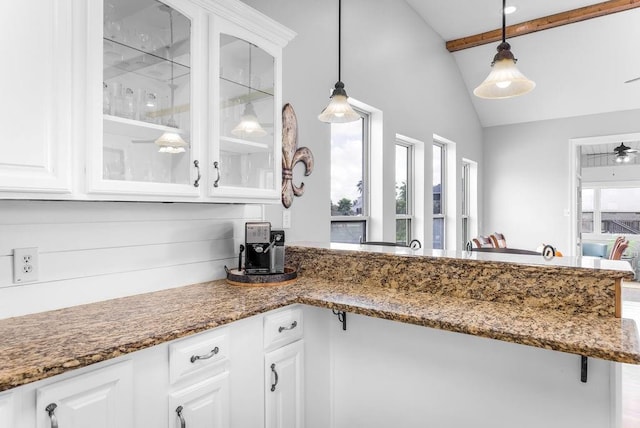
[225, 266, 298, 287]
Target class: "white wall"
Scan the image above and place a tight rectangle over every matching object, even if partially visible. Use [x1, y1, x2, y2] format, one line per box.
[0, 201, 261, 319]
[483, 108, 640, 252]
[242, 0, 483, 246]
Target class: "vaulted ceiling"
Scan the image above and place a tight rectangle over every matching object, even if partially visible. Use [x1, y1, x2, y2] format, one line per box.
[405, 0, 640, 127]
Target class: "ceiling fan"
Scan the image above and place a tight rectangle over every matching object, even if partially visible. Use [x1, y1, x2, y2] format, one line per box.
[612, 142, 638, 163]
[586, 142, 638, 164]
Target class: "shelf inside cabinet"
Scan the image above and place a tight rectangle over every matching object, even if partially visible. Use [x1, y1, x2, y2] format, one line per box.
[219, 136, 269, 154]
[104, 114, 188, 141]
[104, 37, 190, 83]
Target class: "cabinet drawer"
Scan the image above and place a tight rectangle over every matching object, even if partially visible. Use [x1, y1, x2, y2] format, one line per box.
[169, 328, 229, 384]
[264, 307, 303, 350]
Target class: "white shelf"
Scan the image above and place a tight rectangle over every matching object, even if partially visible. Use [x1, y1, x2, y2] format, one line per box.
[103, 115, 187, 140]
[219, 136, 269, 154]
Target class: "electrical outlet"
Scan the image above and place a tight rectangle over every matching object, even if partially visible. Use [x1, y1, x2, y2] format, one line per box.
[282, 210, 291, 229]
[13, 247, 39, 284]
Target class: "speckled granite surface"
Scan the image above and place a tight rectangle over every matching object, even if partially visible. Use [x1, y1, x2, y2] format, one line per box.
[0, 245, 638, 393]
[287, 245, 634, 317]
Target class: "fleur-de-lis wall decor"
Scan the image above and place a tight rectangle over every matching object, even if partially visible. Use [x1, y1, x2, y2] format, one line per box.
[282, 103, 314, 208]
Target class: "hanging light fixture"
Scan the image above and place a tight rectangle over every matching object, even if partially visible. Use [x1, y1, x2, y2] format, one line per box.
[155, 7, 188, 153]
[232, 43, 267, 138]
[473, 0, 535, 99]
[318, 0, 359, 123]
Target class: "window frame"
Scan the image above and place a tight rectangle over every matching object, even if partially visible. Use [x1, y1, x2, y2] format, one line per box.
[395, 139, 414, 246]
[330, 107, 371, 243]
[432, 141, 446, 249]
[461, 161, 471, 249]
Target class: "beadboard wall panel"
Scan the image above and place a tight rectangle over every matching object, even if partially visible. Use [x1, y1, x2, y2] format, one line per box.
[0, 201, 262, 319]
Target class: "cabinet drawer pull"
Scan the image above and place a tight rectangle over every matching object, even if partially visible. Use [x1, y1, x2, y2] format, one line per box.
[193, 160, 201, 187]
[45, 403, 58, 428]
[213, 161, 220, 187]
[270, 363, 279, 392]
[278, 320, 298, 333]
[190, 346, 219, 363]
[176, 405, 186, 428]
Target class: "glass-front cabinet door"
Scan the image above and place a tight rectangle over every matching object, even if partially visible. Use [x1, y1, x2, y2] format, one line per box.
[88, 0, 204, 198]
[210, 18, 282, 202]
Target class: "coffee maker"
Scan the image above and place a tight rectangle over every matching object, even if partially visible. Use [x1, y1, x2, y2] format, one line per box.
[244, 222, 285, 274]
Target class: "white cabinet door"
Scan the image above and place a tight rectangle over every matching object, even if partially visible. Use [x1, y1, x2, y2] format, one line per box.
[208, 15, 289, 203]
[0, 392, 15, 428]
[85, 0, 206, 200]
[265, 340, 304, 428]
[168, 371, 230, 428]
[36, 361, 133, 428]
[0, 1, 73, 195]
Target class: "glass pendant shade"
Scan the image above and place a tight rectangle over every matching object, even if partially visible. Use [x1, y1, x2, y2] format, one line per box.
[474, 57, 535, 99]
[318, 82, 360, 123]
[155, 130, 187, 153]
[232, 102, 267, 138]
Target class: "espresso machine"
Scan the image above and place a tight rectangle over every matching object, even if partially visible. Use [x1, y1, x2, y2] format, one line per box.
[243, 222, 285, 274]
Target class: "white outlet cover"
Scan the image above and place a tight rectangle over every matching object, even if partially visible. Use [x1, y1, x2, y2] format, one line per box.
[13, 247, 39, 284]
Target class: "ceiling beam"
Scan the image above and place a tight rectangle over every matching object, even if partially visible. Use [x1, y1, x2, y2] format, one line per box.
[446, 0, 640, 52]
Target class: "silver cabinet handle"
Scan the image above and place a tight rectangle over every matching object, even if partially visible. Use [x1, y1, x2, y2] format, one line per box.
[213, 161, 220, 188]
[193, 160, 201, 187]
[190, 346, 219, 363]
[46, 403, 58, 428]
[278, 320, 298, 333]
[176, 405, 186, 428]
[270, 363, 279, 392]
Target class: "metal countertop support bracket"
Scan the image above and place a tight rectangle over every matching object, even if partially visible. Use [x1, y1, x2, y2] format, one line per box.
[332, 309, 347, 331]
[581, 356, 588, 383]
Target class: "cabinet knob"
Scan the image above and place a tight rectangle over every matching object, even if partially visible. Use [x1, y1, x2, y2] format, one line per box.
[176, 405, 186, 428]
[45, 403, 58, 428]
[270, 363, 279, 392]
[193, 160, 201, 187]
[190, 346, 219, 363]
[213, 161, 221, 188]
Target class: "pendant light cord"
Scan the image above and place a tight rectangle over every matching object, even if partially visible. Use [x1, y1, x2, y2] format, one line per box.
[502, 0, 506, 43]
[338, 0, 342, 82]
[169, 9, 176, 124]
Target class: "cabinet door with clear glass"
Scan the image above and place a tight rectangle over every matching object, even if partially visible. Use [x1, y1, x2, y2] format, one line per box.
[210, 18, 282, 202]
[87, 0, 205, 198]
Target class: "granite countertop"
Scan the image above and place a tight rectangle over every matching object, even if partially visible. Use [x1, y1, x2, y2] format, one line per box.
[0, 246, 640, 391]
[0, 245, 638, 392]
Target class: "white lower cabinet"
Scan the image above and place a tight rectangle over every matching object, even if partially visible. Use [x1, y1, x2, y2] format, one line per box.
[0, 391, 15, 428]
[35, 360, 133, 428]
[168, 372, 229, 428]
[265, 340, 304, 428]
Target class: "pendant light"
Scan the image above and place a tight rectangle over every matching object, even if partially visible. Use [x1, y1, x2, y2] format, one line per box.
[318, 0, 359, 123]
[232, 43, 267, 138]
[473, 0, 535, 99]
[155, 7, 188, 153]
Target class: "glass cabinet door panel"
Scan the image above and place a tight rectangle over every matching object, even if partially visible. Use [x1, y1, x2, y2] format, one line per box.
[102, 0, 192, 186]
[219, 34, 275, 190]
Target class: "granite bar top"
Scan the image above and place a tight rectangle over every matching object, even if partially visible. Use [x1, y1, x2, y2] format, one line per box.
[0, 245, 638, 392]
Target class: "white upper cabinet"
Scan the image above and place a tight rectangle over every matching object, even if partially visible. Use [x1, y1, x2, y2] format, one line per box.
[1, 0, 294, 203]
[86, 0, 205, 198]
[208, 17, 282, 202]
[0, 1, 73, 195]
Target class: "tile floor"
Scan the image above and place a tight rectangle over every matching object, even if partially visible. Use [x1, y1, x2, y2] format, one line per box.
[622, 282, 640, 428]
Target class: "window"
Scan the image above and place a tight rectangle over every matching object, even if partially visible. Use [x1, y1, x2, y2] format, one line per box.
[395, 142, 413, 245]
[461, 161, 471, 248]
[581, 187, 640, 236]
[330, 111, 369, 243]
[432, 143, 445, 249]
